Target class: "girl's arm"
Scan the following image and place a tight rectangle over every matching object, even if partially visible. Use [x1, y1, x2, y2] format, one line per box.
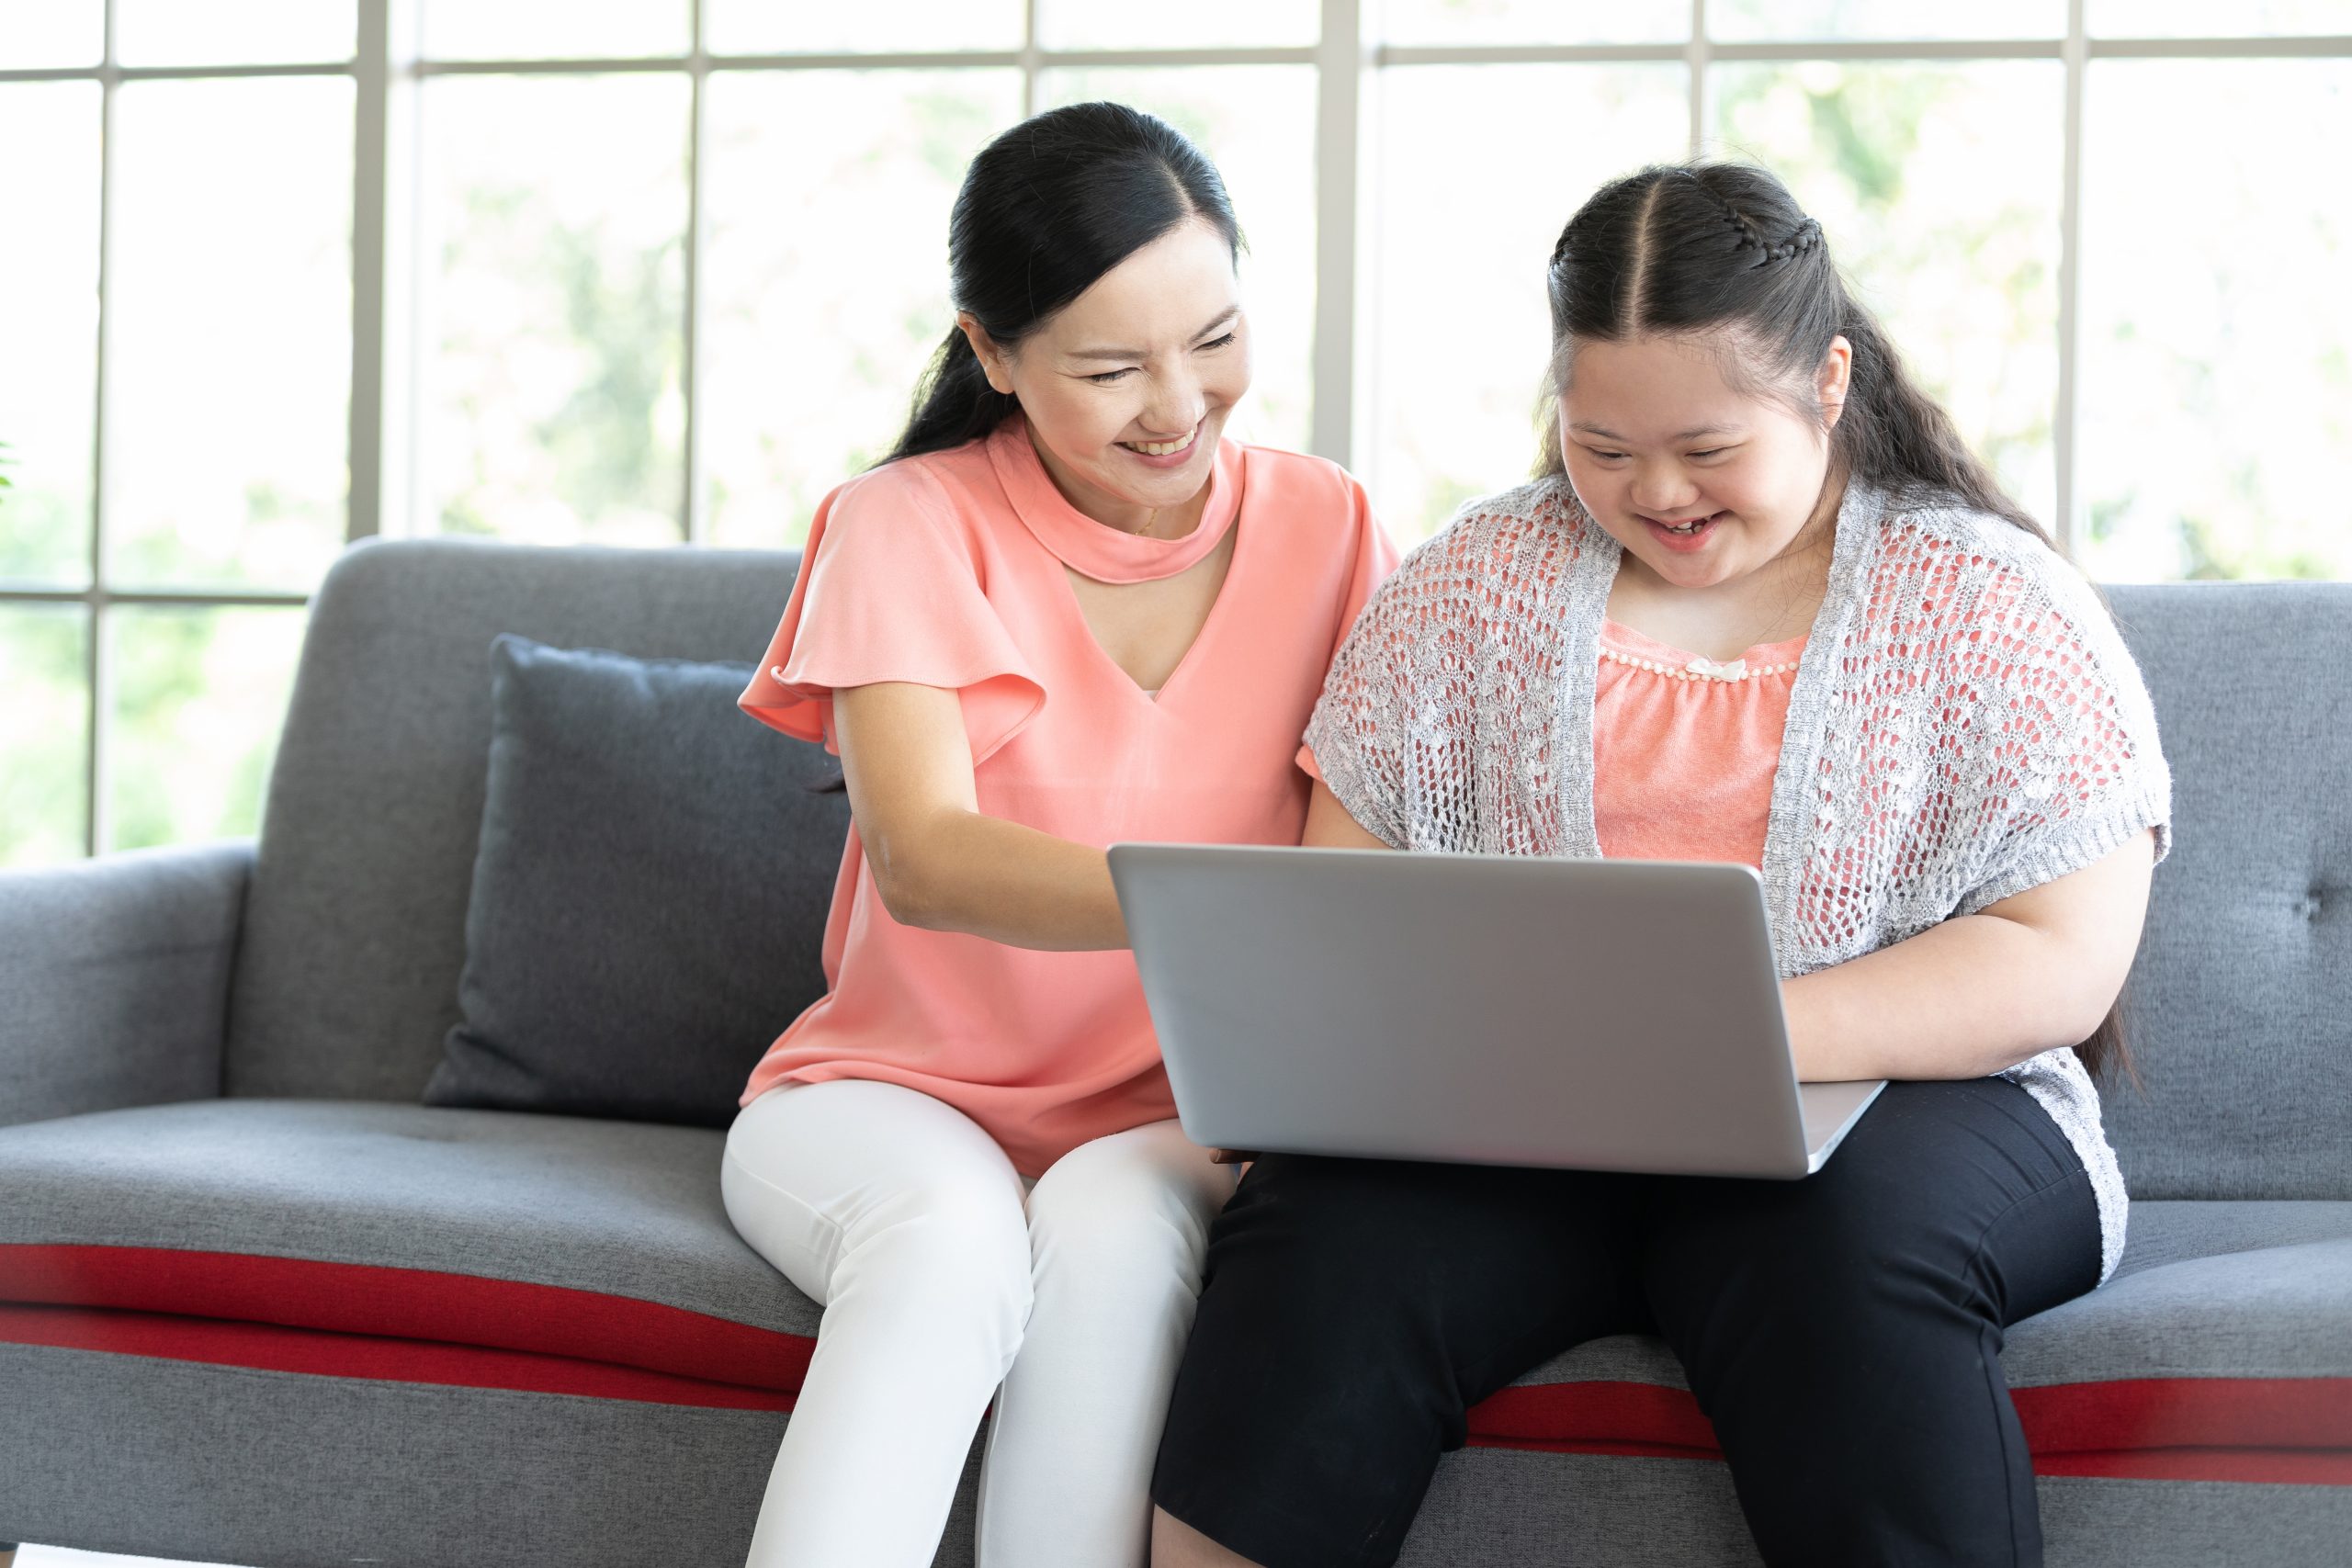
[1781, 829, 2159, 1081]
[833, 680, 1126, 952]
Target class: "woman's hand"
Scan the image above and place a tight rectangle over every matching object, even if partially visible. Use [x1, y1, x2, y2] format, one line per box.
[833, 681, 1130, 951]
[1780, 829, 2159, 1081]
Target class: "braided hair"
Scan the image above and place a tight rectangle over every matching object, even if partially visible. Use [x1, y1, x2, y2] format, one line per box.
[1534, 162, 2039, 541]
[1534, 161, 2134, 1084]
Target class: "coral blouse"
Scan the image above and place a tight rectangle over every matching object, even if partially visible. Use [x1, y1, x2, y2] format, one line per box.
[1589, 617, 1811, 870]
[737, 417, 1398, 1175]
[1302, 617, 1809, 869]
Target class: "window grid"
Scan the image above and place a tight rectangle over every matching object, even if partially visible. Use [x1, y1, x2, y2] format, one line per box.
[6, 3, 2352, 860]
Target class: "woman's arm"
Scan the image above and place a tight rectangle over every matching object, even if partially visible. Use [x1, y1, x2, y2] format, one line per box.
[1780, 829, 2158, 1081]
[1301, 778, 1393, 851]
[833, 681, 1126, 952]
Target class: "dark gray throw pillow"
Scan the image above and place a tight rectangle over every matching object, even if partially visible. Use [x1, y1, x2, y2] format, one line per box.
[424, 634, 852, 1127]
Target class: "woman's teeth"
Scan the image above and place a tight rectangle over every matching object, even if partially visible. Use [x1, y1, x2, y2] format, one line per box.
[1121, 431, 1194, 457]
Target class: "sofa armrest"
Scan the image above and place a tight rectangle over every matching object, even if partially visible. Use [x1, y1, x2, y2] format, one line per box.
[0, 839, 253, 1129]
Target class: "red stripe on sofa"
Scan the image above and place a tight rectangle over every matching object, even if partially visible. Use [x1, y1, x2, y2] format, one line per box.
[2010, 1378, 2352, 1451]
[1453, 1378, 2352, 1484]
[0, 1243, 810, 1393]
[0, 1302, 796, 1412]
[1470, 1380, 1719, 1451]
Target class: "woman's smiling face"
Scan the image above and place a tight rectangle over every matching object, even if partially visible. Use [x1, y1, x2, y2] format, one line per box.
[1559, 330, 1850, 591]
[963, 219, 1251, 535]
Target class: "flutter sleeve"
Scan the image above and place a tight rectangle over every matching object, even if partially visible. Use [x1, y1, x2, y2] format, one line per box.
[1329, 477, 1405, 663]
[738, 462, 1045, 767]
[1955, 558, 2175, 916]
[1295, 474, 1406, 786]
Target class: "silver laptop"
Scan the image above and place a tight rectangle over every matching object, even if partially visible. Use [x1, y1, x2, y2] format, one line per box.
[1108, 844, 1884, 1179]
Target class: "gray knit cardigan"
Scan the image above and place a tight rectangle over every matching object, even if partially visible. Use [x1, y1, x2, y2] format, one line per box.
[1306, 476, 2174, 1282]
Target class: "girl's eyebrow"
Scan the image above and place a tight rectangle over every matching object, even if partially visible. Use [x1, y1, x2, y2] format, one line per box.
[1569, 421, 1744, 443]
[1068, 308, 1241, 363]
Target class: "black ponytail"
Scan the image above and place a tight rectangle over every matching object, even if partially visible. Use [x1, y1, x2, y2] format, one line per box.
[883, 101, 1241, 467]
[1535, 162, 2043, 544]
[1537, 161, 2133, 1084]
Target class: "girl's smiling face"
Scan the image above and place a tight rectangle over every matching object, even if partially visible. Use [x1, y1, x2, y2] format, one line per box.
[1559, 330, 1851, 591]
[961, 219, 1251, 536]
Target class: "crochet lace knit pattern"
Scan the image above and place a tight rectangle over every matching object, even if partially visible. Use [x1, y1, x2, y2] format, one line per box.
[1306, 477, 2173, 1282]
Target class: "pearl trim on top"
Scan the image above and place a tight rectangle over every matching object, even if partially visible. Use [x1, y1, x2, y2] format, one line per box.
[1598, 644, 1801, 682]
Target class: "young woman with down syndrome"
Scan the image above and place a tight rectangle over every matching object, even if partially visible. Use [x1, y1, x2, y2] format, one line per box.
[1150, 161, 2171, 1568]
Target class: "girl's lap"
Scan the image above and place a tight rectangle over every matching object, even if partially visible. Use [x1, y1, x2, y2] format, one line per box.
[1204, 1077, 2093, 1304]
[1156, 1077, 2104, 1564]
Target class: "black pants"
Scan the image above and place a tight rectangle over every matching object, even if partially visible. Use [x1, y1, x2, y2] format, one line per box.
[1151, 1078, 2102, 1568]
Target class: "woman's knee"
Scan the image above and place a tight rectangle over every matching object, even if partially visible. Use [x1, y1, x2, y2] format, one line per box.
[1025, 1122, 1236, 1285]
[720, 1085, 1035, 1332]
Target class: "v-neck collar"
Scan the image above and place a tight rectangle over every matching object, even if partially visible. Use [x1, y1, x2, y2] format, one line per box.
[987, 414, 1243, 584]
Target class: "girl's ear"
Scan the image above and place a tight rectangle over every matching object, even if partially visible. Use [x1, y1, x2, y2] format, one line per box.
[957, 312, 1016, 397]
[1818, 333, 1854, 430]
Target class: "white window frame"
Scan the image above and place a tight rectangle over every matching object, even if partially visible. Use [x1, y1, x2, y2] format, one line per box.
[6, 0, 2352, 857]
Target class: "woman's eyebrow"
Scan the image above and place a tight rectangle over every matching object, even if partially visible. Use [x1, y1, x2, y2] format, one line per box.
[1568, 421, 1743, 442]
[1068, 308, 1241, 363]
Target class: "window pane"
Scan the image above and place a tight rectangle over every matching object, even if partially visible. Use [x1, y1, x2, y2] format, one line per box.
[419, 74, 688, 546]
[1711, 1, 2061, 39]
[0, 1, 102, 68]
[0, 606, 89, 867]
[0, 84, 99, 586]
[109, 604, 304, 853]
[1037, 1, 1317, 49]
[709, 0, 1022, 54]
[115, 0, 355, 65]
[2078, 61, 2352, 581]
[1711, 62, 2063, 526]
[1366, 65, 1686, 540]
[2090, 1, 2352, 34]
[702, 70, 1021, 549]
[1035, 67, 1317, 455]
[107, 78, 352, 592]
[423, 0, 688, 61]
[1381, 1, 1687, 45]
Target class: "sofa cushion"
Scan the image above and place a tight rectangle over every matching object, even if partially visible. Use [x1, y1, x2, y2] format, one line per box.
[423, 636, 848, 1129]
[2, 1102, 2343, 1489]
[1469, 1201, 2352, 1485]
[0, 1100, 818, 1402]
[227, 541, 808, 1105]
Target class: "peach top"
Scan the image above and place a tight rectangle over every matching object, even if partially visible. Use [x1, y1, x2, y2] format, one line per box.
[736, 416, 1399, 1176]
[1589, 618, 1811, 870]
[1301, 616, 1807, 869]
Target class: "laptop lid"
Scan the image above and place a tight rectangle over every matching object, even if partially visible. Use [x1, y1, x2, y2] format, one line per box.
[1110, 843, 1882, 1180]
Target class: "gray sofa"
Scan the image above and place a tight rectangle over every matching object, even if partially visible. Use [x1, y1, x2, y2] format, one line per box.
[1, 537, 2346, 1568]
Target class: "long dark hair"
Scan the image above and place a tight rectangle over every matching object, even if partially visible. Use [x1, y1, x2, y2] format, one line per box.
[1536, 161, 2132, 1083]
[885, 101, 1242, 466]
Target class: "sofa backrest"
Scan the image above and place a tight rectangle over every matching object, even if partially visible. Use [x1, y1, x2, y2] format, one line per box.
[2104, 582, 2352, 1201]
[224, 539, 805, 1102]
[227, 551, 2351, 1201]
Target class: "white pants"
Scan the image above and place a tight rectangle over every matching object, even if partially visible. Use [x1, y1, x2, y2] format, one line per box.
[719, 1078, 1236, 1568]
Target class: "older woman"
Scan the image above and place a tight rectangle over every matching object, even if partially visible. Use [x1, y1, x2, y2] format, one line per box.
[721, 102, 1396, 1568]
